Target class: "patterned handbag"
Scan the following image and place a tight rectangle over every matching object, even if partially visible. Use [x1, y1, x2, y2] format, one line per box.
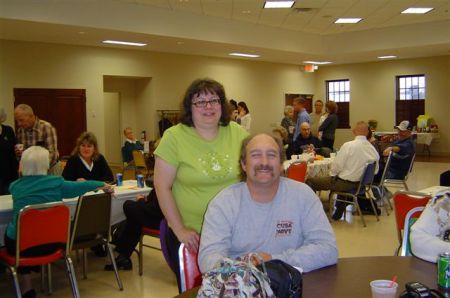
[197, 254, 275, 298]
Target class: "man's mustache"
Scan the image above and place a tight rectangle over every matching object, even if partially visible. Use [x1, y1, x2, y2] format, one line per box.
[254, 164, 274, 172]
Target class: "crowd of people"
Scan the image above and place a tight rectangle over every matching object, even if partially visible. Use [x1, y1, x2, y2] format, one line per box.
[0, 79, 447, 296]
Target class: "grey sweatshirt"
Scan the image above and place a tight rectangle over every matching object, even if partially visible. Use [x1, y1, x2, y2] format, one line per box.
[199, 177, 338, 273]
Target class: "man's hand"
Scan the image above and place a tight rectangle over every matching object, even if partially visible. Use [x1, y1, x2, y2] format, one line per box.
[175, 227, 200, 253]
[251, 252, 272, 266]
[136, 194, 147, 202]
[383, 146, 392, 157]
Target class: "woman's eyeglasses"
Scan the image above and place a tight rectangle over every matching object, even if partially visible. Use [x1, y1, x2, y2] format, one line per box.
[192, 98, 221, 108]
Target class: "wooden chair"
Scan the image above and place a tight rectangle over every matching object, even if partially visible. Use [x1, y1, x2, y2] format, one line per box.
[70, 193, 123, 290]
[0, 202, 79, 297]
[178, 243, 202, 293]
[132, 150, 150, 179]
[392, 190, 431, 255]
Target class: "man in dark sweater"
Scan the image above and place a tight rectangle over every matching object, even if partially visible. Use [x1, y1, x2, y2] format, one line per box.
[286, 122, 322, 157]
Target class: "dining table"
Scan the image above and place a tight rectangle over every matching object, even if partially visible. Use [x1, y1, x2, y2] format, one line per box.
[283, 157, 333, 179]
[0, 180, 151, 246]
[174, 256, 445, 298]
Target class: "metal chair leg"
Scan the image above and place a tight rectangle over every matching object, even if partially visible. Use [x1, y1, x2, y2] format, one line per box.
[82, 248, 87, 279]
[139, 234, 144, 276]
[47, 263, 53, 294]
[106, 241, 123, 291]
[65, 256, 80, 298]
[40, 264, 46, 293]
[9, 266, 22, 298]
[353, 197, 367, 227]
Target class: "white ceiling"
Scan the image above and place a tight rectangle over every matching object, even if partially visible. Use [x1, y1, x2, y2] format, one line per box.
[0, 0, 449, 65]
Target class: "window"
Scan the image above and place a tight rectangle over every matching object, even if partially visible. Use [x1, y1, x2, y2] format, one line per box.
[396, 75, 425, 126]
[326, 79, 350, 128]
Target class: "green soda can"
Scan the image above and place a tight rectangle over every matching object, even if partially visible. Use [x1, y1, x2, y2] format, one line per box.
[438, 252, 450, 289]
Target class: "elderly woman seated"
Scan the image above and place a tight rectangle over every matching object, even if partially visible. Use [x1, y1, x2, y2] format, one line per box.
[5, 146, 111, 298]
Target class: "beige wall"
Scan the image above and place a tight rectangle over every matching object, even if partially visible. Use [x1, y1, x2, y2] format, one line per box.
[0, 40, 314, 159]
[1, 40, 448, 158]
[314, 56, 450, 155]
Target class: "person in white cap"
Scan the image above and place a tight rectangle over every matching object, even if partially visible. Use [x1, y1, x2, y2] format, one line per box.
[382, 120, 415, 179]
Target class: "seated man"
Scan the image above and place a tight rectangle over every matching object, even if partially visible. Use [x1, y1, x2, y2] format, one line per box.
[122, 127, 144, 164]
[198, 134, 338, 273]
[410, 192, 450, 263]
[286, 122, 322, 157]
[306, 121, 379, 220]
[373, 120, 416, 199]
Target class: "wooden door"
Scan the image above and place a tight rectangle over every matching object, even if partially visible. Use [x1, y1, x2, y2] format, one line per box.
[14, 88, 87, 158]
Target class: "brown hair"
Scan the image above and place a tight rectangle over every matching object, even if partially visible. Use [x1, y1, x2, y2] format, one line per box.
[179, 78, 230, 127]
[71, 131, 100, 160]
[326, 101, 338, 114]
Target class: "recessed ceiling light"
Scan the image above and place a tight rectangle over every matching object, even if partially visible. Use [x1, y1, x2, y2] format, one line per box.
[401, 7, 433, 14]
[335, 18, 362, 24]
[102, 40, 147, 47]
[229, 52, 260, 58]
[378, 55, 397, 59]
[176, 41, 185, 45]
[303, 61, 332, 65]
[242, 10, 251, 14]
[264, 1, 295, 9]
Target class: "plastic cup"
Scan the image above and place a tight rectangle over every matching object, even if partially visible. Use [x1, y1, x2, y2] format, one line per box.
[290, 155, 298, 161]
[370, 280, 398, 298]
[330, 152, 336, 159]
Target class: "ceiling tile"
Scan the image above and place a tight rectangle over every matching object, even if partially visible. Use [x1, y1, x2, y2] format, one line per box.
[201, 0, 233, 18]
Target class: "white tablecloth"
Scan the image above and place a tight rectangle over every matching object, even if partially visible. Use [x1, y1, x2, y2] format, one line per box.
[283, 158, 332, 179]
[417, 186, 450, 197]
[0, 180, 151, 246]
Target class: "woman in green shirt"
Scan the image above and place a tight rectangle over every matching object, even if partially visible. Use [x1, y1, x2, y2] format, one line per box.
[154, 79, 248, 290]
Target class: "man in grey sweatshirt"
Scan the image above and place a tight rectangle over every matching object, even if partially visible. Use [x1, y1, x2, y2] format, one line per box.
[198, 133, 338, 273]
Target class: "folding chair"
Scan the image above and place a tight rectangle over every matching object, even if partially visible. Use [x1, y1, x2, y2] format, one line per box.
[372, 152, 394, 213]
[392, 190, 431, 255]
[0, 202, 79, 297]
[286, 161, 308, 183]
[178, 243, 202, 293]
[70, 193, 123, 290]
[330, 161, 379, 227]
[384, 153, 416, 191]
[400, 206, 425, 256]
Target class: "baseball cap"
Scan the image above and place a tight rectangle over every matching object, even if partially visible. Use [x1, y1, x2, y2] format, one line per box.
[395, 120, 412, 131]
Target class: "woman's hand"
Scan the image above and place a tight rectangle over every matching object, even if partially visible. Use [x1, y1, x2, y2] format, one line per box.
[175, 226, 200, 253]
[102, 183, 114, 193]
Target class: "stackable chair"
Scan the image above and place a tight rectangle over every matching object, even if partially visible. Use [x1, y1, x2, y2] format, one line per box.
[132, 150, 150, 179]
[393, 190, 431, 255]
[384, 153, 416, 191]
[400, 206, 425, 257]
[178, 243, 202, 293]
[70, 193, 123, 290]
[0, 202, 79, 297]
[137, 223, 161, 276]
[286, 161, 308, 183]
[329, 161, 379, 227]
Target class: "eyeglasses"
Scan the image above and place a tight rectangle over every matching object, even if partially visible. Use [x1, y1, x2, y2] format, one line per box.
[192, 98, 221, 108]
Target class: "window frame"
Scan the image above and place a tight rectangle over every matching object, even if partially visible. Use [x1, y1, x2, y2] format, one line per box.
[326, 79, 350, 129]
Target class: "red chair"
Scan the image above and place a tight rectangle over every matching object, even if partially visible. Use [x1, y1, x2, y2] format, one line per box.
[0, 202, 79, 297]
[178, 243, 202, 293]
[286, 161, 308, 183]
[393, 190, 431, 255]
[138, 225, 160, 276]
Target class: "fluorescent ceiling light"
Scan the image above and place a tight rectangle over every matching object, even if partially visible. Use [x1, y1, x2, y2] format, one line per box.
[102, 40, 147, 47]
[229, 52, 260, 58]
[401, 7, 433, 14]
[264, 1, 295, 9]
[378, 55, 397, 59]
[335, 18, 362, 24]
[303, 61, 332, 65]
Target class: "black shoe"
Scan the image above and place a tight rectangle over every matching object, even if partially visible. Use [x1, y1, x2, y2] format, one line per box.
[104, 256, 132, 271]
[361, 207, 381, 215]
[22, 289, 36, 298]
[91, 244, 107, 257]
[332, 203, 346, 220]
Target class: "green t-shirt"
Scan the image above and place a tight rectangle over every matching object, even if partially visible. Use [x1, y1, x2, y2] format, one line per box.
[154, 122, 248, 232]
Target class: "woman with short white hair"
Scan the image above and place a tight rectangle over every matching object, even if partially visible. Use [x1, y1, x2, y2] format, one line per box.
[5, 146, 111, 297]
[0, 107, 18, 195]
[281, 105, 295, 143]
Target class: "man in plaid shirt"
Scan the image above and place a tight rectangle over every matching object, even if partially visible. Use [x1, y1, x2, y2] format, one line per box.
[14, 104, 61, 175]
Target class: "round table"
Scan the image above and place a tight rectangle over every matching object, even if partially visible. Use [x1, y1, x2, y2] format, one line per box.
[175, 256, 445, 298]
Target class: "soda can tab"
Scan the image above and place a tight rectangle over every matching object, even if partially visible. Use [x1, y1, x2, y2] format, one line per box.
[137, 175, 145, 188]
[116, 173, 123, 186]
[438, 252, 450, 289]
